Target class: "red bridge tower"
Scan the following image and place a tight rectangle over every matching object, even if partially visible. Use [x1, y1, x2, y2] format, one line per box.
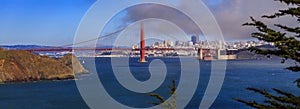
[139, 22, 147, 63]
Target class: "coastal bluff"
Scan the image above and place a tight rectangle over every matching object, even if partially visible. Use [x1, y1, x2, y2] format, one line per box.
[0, 48, 88, 83]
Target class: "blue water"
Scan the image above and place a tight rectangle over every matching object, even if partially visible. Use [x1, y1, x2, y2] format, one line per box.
[0, 57, 299, 109]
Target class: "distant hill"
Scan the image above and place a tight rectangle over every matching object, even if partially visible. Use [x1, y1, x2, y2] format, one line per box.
[0, 45, 57, 50]
[0, 45, 130, 50]
[0, 48, 88, 83]
[236, 45, 280, 60]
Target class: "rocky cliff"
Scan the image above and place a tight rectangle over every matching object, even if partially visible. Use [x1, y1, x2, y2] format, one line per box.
[0, 49, 88, 83]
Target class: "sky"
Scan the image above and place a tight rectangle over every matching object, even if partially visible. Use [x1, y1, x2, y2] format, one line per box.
[0, 0, 95, 45]
[0, 0, 294, 46]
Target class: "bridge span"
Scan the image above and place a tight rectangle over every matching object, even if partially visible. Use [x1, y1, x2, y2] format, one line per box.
[22, 22, 236, 61]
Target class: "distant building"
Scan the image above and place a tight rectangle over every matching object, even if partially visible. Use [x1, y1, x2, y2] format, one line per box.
[166, 41, 174, 47]
[163, 40, 173, 47]
[191, 35, 199, 45]
[175, 40, 184, 47]
[132, 44, 139, 49]
[188, 41, 194, 47]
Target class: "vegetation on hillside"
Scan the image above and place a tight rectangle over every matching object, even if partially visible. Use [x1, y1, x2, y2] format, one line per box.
[0, 49, 88, 83]
[149, 80, 177, 109]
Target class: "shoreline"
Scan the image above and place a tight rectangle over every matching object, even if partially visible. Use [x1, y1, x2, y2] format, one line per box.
[0, 76, 88, 85]
[0, 78, 75, 85]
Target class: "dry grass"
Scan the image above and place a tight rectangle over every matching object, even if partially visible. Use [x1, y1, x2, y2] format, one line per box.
[0, 49, 87, 83]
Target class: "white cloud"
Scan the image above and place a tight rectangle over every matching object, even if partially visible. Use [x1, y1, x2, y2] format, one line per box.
[203, 0, 295, 40]
[120, 0, 295, 41]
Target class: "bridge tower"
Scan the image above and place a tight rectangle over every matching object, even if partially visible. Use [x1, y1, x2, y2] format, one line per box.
[198, 48, 203, 60]
[217, 49, 221, 60]
[139, 22, 147, 63]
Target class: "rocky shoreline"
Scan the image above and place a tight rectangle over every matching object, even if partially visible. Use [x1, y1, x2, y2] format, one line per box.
[0, 48, 88, 83]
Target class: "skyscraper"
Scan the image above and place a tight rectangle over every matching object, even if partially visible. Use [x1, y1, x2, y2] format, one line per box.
[191, 35, 199, 45]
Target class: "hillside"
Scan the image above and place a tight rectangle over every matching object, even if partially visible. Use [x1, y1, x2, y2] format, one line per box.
[0, 48, 88, 83]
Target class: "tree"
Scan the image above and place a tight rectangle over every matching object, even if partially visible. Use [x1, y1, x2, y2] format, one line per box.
[234, 0, 300, 108]
[149, 80, 177, 109]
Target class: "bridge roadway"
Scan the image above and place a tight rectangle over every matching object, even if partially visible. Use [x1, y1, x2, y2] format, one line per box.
[24, 48, 213, 52]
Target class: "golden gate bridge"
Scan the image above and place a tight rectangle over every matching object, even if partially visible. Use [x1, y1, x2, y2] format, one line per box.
[24, 23, 220, 61]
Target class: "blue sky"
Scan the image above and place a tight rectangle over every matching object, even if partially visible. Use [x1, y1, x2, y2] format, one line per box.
[205, 0, 223, 6]
[0, 0, 95, 45]
[0, 0, 287, 45]
[0, 0, 227, 46]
